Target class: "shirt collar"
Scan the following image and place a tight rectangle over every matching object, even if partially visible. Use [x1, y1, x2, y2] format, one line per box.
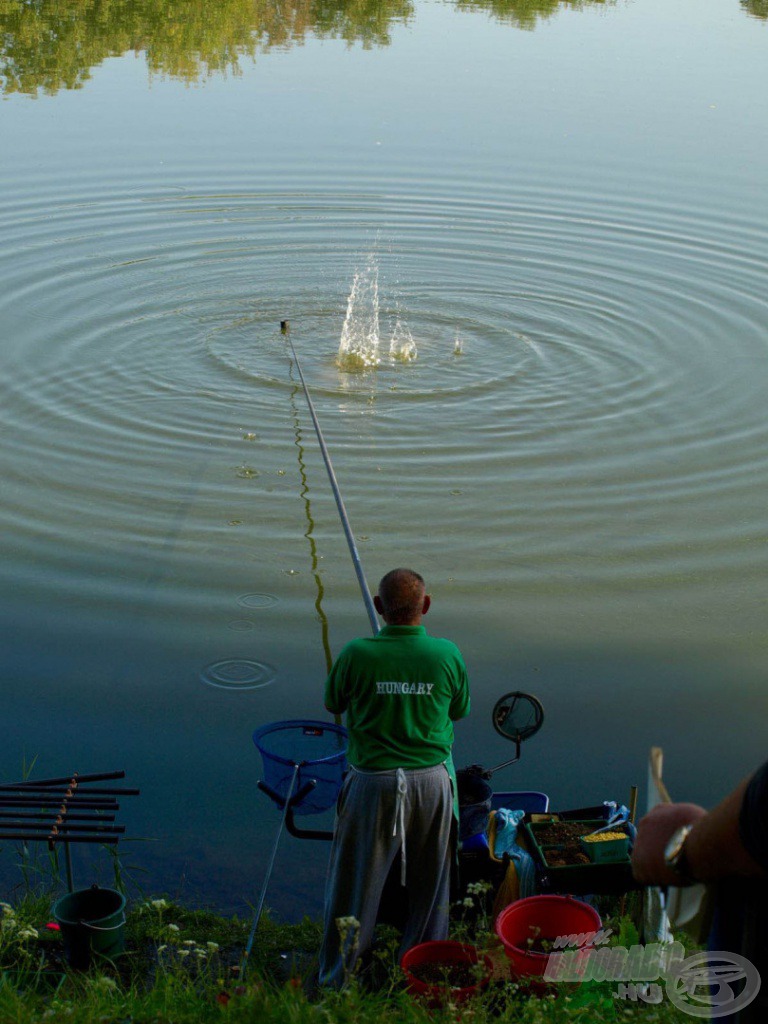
[378, 625, 426, 637]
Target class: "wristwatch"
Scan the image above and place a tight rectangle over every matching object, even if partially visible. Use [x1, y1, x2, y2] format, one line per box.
[664, 824, 695, 884]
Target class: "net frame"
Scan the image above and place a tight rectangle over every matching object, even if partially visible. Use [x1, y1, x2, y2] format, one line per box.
[253, 720, 348, 816]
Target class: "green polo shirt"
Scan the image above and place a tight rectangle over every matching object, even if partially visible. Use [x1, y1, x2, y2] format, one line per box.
[324, 624, 470, 771]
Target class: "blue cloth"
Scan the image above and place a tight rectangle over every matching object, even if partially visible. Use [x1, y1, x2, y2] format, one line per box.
[493, 808, 525, 857]
[493, 808, 536, 898]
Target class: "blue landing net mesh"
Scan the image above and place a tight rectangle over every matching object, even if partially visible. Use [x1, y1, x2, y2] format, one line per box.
[253, 719, 348, 816]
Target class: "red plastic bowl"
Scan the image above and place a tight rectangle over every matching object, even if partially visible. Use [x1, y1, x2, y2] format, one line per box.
[402, 940, 493, 1003]
[495, 895, 601, 980]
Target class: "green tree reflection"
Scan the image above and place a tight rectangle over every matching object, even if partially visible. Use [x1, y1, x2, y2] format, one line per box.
[742, 0, 768, 18]
[454, 0, 612, 30]
[0, 0, 413, 96]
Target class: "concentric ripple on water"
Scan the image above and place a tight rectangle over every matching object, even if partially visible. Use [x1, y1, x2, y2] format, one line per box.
[0, 170, 767, 629]
[200, 658, 276, 690]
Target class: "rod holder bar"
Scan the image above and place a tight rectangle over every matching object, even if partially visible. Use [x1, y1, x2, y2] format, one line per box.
[0, 832, 121, 844]
[0, 798, 119, 809]
[257, 780, 316, 811]
[0, 811, 116, 822]
[257, 780, 335, 842]
[0, 771, 126, 789]
[0, 821, 125, 834]
[0, 786, 139, 797]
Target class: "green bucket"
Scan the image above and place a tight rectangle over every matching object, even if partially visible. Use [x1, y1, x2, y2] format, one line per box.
[53, 885, 126, 969]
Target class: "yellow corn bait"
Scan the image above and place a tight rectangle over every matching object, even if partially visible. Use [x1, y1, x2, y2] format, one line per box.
[581, 832, 626, 843]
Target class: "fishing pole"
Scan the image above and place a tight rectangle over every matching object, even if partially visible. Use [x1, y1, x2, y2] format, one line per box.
[281, 322, 379, 637]
[240, 325, 378, 976]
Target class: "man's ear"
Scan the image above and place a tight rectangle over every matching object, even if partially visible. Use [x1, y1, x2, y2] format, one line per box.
[422, 594, 431, 616]
[373, 594, 384, 616]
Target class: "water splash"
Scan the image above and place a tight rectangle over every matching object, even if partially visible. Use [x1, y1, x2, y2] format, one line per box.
[338, 255, 380, 368]
[338, 254, 419, 369]
[389, 318, 417, 362]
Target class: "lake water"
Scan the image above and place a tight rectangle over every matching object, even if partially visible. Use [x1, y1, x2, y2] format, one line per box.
[1, 0, 767, 916]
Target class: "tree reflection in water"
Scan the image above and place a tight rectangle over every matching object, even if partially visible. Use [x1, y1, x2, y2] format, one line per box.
[742, 0, 768, 18]
[0, 0, 413, 95]
[3, 0, 765, 97]
[454, 0, 612, 30]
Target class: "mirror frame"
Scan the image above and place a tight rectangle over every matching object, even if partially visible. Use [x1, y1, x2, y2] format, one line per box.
[492, 690, 544, 743]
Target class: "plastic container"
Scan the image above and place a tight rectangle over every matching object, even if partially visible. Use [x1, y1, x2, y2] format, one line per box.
[52, 885, 126, 969]
[402, 941, 493, 1004]
[461, 831, 489, 853]
[580, 833, 630, 863]
[491, 790, 550, 814]
[523, 819, 635, 894]
[495, 895, 601, 980]
[559, 804, 614, 821]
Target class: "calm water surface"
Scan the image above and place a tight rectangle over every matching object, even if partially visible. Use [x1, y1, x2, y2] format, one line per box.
[1, 0, 767, 914]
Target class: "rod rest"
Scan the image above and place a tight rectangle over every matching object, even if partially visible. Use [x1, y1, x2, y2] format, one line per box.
[257, 780, 335, 841]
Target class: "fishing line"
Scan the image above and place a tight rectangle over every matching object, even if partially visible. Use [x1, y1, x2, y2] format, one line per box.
[282, 324, 379, 638]
[288, 357, 334, 675]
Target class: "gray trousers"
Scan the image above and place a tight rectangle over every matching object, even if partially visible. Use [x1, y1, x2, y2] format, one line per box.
[318, 763, 454, 987]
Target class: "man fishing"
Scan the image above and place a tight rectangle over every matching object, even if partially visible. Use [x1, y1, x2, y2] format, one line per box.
[318, 567, 470, 987]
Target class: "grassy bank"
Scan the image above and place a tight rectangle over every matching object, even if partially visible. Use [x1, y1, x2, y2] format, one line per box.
[0, 892, 698, 1023]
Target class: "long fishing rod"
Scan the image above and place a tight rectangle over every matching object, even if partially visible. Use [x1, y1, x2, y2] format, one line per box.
[240, 325, 377, 975]
[281, 322, 379, 637]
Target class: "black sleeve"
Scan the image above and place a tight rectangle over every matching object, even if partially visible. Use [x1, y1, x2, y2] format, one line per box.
[738, 761, 768, 872]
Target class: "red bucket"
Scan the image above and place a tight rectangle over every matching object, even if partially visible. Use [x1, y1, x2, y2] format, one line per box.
[495, 895, 601, 981]
[402, 941, 493, 1004]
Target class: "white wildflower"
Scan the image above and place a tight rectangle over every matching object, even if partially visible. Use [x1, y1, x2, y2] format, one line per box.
[157, 945, 168, 953]
[182, 939, 196, 946]
[150, 899, 168, 910]
[19, 927, 39, 940]
[335, 916, 360, 929]
[88, 976, 118, 992]
[177, 949, 190, 958]
[206, 941, 219, 951]
[166, 924, 180, 932]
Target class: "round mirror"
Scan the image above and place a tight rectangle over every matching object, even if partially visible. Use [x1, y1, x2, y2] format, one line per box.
[492, 691, 544, 743]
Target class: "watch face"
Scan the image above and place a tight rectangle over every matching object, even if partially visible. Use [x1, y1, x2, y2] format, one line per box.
[665, 825, 692, 873]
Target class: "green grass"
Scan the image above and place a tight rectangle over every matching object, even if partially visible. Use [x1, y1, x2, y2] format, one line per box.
[0, 891, 700, 1023]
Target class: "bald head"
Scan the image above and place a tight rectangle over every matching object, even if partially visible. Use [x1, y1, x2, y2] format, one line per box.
[374, 568, 430, 625]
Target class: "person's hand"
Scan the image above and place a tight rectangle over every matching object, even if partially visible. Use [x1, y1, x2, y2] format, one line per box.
[631, 802, 707, 886]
